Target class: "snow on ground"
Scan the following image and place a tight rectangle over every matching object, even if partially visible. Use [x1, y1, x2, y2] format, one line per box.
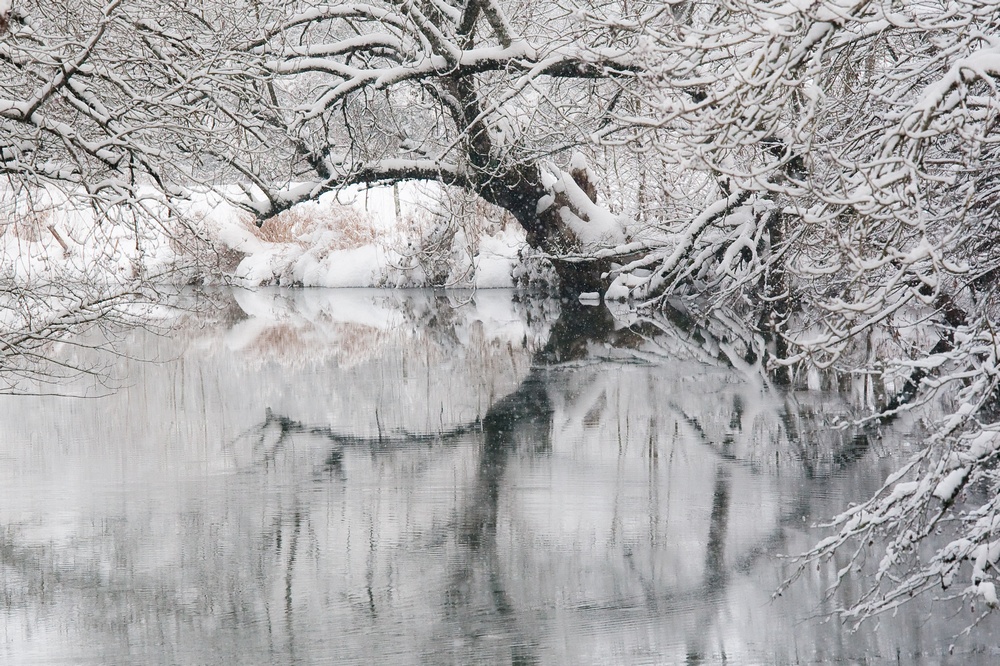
[0, 181, 525, 290]
[473, 225, 522, 288]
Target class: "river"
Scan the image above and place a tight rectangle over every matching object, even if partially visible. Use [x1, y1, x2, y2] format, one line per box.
[0, 288, 996, 664]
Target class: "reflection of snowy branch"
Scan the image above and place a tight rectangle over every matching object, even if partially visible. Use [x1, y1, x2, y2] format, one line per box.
[261, 406, 482, 449]
[778, 331, 1000, 627]
[0, 282, 150, 394]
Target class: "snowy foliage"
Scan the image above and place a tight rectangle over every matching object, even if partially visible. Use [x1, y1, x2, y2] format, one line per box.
[591, 0, 1000, 625]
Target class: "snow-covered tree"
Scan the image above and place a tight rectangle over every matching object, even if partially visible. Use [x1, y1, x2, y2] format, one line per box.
[170, 0, 655, 292]
[591, 0, 1000, 626]
[181, 0, 1000, 626]
[0, 0, 195, 388]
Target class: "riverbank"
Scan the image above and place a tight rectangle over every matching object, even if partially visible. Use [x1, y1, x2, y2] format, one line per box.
[1, 183, 526, 291]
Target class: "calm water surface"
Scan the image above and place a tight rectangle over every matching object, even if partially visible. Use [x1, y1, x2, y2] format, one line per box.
[1, 289, 996, 664]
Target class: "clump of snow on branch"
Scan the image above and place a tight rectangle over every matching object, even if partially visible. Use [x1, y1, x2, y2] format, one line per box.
[539, 153, 626, 251]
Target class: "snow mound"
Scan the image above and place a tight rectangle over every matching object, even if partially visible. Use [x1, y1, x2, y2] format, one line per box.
[474, 227, 521, 289]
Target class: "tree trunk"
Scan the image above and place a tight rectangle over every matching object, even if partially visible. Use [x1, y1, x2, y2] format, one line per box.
[759, 210, 791, 385]
[476, 160, 614, 295]
[444, 69, 617, 296]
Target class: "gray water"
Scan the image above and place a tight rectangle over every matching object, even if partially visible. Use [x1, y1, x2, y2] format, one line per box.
[0, 288, 995, 664]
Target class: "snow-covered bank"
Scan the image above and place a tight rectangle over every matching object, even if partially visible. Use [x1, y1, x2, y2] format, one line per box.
[1, 183, 525, 290]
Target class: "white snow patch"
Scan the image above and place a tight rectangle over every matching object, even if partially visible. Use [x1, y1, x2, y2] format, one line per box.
[965, 431, 1000, 461]
[604, 272, 648, 301]
[294, 244, 390, 287]
[536, 194, 555, 214]
[933, 467, 968, 502]
[549, 166, 626, 249]
[979, 582, 999, 607]
[569, 151, 589, 172]
[806, 366, 822, 391]
[474, 228, 521, 289]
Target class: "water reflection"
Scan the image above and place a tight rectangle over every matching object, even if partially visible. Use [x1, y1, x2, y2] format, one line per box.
[0, 289, 995, 664]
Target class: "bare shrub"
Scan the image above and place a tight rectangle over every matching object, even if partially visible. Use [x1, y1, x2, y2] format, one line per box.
[403, 186, 518, 287]
[254, 202, 378, 250]
[0, 208, 50, 243]
[166, 211, 250, 278]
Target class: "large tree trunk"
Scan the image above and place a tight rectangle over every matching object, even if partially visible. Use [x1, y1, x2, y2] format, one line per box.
[474, 159, 615, 295]
[445, 71, 619, 296]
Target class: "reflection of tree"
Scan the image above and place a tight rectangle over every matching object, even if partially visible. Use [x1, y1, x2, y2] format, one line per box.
[256, 406, 481, 465]
[2, 291, 965, 664]
[703, 467, 731, 591]
[537, 301, 645, 364]
[247, 296, 886, 661]
[470, 372, 552, 545]
[251, 338, 555, 660]
[444, 373, 552, 663]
